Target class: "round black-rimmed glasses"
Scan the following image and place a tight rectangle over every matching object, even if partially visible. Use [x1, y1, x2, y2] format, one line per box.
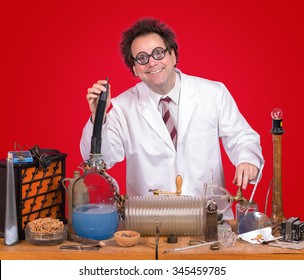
[133, 47, 168, 65]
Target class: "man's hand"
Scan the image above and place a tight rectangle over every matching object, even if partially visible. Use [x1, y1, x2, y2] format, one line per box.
[87, 80, 111, 123]
[233, 162, 259, 189]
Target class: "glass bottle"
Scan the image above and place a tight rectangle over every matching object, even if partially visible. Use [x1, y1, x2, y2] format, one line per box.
[70, 155, 120, 240]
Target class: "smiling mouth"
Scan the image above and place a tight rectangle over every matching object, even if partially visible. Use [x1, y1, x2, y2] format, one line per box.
[146, 68, 164, 75]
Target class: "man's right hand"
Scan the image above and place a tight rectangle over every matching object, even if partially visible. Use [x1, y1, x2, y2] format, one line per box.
[87, 79, 111, 123]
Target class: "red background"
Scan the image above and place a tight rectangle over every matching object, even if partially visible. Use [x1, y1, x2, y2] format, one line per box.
[1, 1, 303, 219]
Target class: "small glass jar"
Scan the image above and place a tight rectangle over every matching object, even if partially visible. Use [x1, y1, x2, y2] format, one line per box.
[236, 200, 258, 233]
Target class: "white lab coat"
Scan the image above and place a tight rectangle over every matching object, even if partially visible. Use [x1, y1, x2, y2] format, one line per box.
[80, 70, 263, 218]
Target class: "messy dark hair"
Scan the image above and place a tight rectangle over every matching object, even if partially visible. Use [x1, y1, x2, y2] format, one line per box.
[120, 17, 179, 75]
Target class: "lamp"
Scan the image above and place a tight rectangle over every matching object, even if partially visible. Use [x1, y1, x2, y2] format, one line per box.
[270, 108, 286, 230]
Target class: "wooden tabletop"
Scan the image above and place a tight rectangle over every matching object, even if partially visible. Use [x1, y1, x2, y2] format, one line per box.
[1, 234, 304, 260]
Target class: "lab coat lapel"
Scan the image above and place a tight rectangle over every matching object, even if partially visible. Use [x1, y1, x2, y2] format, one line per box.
[178, 75, 199, 142]
[138, 84, 175, 151]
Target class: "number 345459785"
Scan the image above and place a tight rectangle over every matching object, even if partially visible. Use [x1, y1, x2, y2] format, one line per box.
[172, 266, 226, 276]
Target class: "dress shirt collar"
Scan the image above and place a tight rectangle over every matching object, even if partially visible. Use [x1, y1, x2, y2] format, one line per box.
[148, 71, 181, 109]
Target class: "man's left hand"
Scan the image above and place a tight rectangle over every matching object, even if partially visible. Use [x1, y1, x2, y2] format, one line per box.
[233, 163, 259, 189]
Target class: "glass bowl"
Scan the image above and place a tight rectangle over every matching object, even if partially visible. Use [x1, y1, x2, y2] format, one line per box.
[25, 225, 68, 246]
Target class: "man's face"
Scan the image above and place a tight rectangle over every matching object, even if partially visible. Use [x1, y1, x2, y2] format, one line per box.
[131, 33, 177, 95]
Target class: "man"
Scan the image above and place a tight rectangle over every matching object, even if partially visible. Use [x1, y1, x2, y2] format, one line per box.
[80, 18, 264, 218]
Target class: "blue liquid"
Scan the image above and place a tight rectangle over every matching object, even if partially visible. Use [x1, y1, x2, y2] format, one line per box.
[72, 204, 118, 240]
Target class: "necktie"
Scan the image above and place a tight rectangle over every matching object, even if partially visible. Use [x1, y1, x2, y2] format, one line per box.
[159, 97, 177, 149]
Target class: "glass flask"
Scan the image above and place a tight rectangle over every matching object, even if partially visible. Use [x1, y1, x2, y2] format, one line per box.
[204, 179, 233, 238]
[205, 182, 233, 216]
[70, 155, 120, 240]
[236, 200, 258, 233]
